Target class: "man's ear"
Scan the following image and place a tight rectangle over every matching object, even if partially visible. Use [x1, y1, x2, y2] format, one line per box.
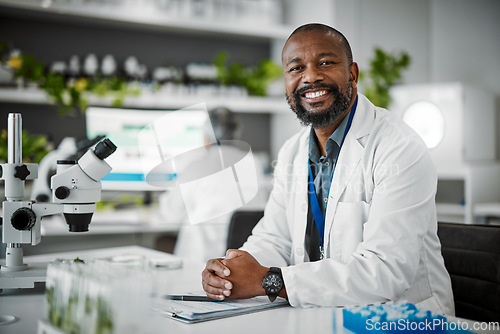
[350, 62, 359, 87]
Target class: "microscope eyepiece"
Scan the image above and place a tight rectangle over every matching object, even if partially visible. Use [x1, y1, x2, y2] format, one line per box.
[94, 139, 117, 160]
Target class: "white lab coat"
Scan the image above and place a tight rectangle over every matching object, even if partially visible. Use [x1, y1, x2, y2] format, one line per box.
[241, 94, 455, 315]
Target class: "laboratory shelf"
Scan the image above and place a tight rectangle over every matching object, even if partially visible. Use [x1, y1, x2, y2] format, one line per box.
[0, 87, 290, 113]
[0, 0, 292, 40]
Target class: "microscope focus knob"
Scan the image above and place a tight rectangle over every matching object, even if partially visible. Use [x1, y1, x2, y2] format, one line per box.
[14, 164, 30, 181]
[55, 186, 71, 200]
[11, 207, 36, 231]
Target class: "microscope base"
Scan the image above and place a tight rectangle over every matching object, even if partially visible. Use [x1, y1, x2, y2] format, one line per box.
[0, 262, 47, 289]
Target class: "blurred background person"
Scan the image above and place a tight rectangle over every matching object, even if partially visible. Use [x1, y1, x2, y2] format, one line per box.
[154, 107, 267, 265]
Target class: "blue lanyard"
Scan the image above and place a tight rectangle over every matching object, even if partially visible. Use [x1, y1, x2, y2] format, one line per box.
[308, 104, 356, 250]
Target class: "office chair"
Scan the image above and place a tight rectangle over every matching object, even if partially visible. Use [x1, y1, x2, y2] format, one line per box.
[226, 210, 264, 249]
[437, 222, 500, 322]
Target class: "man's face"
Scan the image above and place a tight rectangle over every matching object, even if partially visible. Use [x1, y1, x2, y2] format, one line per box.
[282, 30, 358, 129]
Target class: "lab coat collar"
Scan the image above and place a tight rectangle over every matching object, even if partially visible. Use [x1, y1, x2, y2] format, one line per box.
[350, 94, 375, 140]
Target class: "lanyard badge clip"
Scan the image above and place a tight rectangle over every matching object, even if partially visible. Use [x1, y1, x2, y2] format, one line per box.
[319, 245, 325, 260]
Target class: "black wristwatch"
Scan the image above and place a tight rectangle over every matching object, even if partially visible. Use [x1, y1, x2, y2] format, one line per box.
[262, 267, 283, 302]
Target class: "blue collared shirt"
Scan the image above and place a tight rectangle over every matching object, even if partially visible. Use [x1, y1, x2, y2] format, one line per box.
[306, 96, 358, 261]
[308, 96, 358, 218]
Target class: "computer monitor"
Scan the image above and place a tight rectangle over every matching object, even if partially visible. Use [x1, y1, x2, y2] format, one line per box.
[85, 105, 210, 191]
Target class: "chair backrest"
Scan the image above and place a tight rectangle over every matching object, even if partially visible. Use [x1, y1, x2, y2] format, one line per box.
[437, 222, 500, 322]
[226, 210, 264, 250]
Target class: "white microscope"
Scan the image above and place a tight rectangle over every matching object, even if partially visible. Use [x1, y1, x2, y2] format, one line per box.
[0, 113, 117, 290]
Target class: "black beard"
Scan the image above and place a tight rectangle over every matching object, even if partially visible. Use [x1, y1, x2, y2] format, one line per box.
[286, 82, 352, 129]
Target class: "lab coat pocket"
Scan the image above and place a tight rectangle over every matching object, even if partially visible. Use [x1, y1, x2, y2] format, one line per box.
[331, 201, 370, 263]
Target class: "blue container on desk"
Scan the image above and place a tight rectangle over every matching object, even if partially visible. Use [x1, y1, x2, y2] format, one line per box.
[342, 302, 472, 334]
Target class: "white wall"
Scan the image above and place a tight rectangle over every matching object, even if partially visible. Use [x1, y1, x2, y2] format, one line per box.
[284, 0, 336, 27]
[334, 0, 431, 84]
[429, 0, 500, 158]
[430, 0, 500, 93]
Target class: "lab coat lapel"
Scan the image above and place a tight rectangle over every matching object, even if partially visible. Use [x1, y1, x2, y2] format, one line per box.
[323, 95, 374, 252]
[292, 130, 309, 263]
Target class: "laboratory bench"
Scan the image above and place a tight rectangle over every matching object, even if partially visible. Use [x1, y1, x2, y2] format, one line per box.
[1, 246, 498, 334]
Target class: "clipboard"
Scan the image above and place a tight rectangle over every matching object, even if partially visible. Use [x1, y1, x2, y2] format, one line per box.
[154, 295, 289, 323]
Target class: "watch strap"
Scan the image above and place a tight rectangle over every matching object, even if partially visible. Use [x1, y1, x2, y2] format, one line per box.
[269, 267, 281, 274]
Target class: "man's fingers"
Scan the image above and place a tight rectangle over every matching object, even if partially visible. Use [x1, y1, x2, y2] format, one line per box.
[202, 269, 222, 287]
[205, 258, 230, 277]
[225, 249, 247, 260]
[201, 270, 232, 300]
[205, 292, 226, 301]
[201, 257, 235, 300]
[202, 269, 233, 289]
[202, 281, 232, 300]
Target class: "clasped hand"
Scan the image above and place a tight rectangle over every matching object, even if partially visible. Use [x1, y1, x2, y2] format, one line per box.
[201, 249, 268, 300]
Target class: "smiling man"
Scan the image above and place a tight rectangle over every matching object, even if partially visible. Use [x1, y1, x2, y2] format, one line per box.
[201, 23, 454, 315]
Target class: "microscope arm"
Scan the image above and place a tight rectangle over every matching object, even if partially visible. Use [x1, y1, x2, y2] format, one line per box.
[31, 202, 64, 218]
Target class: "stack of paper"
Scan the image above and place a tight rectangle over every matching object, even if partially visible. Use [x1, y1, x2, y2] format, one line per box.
[155, 296, 289, 323]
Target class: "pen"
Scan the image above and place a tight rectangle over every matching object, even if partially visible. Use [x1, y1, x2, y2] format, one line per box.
[165, 295, 216, 302]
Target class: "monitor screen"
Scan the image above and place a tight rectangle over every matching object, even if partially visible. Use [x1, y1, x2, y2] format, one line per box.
[85, 106, 210, 191]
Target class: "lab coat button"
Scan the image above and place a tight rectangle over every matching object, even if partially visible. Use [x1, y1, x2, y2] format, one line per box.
[296, 248, 304, 256]
[302, 203, 307, 212]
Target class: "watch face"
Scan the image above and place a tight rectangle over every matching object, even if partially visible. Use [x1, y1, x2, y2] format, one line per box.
[263, 273, 283, 294]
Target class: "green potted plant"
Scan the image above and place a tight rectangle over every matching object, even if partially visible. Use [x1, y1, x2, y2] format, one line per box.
[359, 47, 411, 109]
[214, 51, 283, 96]
[0, 129, 51, 163]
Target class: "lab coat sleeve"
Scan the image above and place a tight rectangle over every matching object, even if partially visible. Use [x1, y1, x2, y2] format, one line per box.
[281, 127, 437, 307]
[240, 144, 294, 267]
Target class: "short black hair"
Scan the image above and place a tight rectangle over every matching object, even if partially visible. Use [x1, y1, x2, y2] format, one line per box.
[285, 23, 353, 65]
